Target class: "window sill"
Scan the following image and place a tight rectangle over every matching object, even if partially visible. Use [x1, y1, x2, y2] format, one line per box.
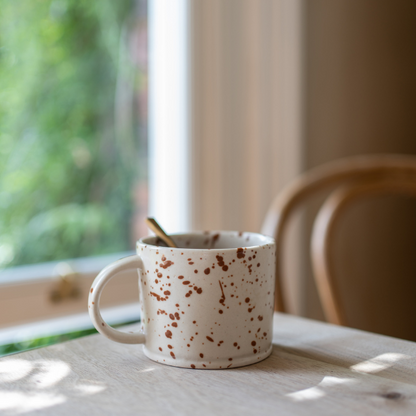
[0, 302, 140, 348]
[0, 252, 139, 328]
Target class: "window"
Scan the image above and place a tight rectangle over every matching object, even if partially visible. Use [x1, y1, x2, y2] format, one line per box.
[1, 0, 304, 349]
[0, 0, 148, 336]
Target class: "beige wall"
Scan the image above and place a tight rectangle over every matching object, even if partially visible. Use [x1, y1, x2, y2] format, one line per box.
[189, 0, 303, 232]
[303, 0, 416, 340]
[186, 0, 305, 314]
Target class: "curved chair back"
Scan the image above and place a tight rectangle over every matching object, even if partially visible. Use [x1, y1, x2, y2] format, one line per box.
[261, 154, 416, 325]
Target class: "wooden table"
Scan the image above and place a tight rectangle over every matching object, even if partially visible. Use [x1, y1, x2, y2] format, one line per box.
[2, 313, 416, 415]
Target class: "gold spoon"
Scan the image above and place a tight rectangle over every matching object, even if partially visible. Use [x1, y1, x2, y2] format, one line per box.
[145, 218, 177, 248]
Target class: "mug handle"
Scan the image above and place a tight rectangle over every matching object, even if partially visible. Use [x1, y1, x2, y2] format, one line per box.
[88, 255, 145, 344]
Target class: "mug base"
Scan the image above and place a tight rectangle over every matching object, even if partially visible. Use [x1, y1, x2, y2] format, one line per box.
[143, 344, 273, 370]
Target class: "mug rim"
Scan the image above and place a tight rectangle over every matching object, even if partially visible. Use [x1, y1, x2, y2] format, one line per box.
[137, 230, 275, 252]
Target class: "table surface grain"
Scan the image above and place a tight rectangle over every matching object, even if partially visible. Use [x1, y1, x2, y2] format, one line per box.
[2, 312, 416, 415]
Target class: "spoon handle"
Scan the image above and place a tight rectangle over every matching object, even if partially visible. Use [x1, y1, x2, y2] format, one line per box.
[145, 218, 177, 248]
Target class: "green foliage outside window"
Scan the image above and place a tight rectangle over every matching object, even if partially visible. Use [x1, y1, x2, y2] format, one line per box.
[0, 319, 139, 357]
[0, 0, 145, 268]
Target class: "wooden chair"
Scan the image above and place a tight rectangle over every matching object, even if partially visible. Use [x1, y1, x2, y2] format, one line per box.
[261, 154, 416, 326]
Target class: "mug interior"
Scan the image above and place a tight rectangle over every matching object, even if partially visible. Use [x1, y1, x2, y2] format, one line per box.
[139, 231, 274, 250]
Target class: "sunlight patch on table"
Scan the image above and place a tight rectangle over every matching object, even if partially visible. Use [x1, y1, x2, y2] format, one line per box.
[30, 361, 70, 388]
[286, 386, 325, 402]
[138, 367, 155, 373]
[0, 360, 33, 383]
[350, 353, 411, 374]
[75, 383, 106, 395]
[0, 391, 66, 414]
[286, 376, 356, 402]
[318, 376, 355, 388]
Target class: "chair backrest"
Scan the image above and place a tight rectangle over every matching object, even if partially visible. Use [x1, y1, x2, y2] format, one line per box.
[261, 154, 416, 325]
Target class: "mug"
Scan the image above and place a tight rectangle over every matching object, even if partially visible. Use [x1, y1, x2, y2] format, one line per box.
[88, 231, 276, 369]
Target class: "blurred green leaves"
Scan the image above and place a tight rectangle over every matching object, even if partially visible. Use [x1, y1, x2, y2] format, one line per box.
[0, 327, 98, 357]
[0, 0, 143, 267]
[0, 319, 139, 357]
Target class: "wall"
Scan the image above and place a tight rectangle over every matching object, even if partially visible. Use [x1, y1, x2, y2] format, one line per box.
[189, 0, 305, 312]
[303, 0, 416, 340]
[189, 0, 303, 234]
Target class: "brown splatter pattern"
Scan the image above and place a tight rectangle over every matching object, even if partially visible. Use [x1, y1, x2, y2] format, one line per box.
[138, 237, 275, 370]
[219, 281, 226, 305]
[150, 292, 168, 301]
[160, 259, 174, 269]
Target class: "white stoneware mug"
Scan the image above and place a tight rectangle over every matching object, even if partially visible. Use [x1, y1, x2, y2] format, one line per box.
[89, 231, 276, 369]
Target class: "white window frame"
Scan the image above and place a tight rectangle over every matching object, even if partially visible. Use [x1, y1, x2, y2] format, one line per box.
[148, 0, 191, 234]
